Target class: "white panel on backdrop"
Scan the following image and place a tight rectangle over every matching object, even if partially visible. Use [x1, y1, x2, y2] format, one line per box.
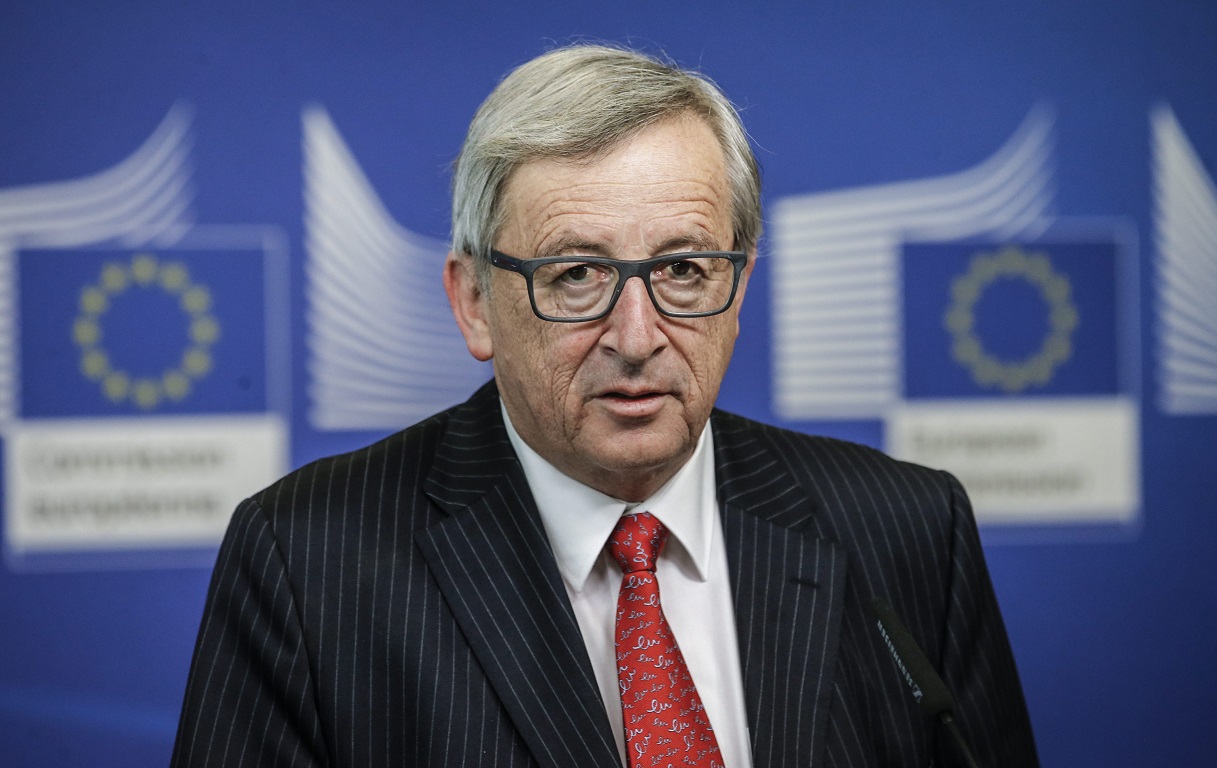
[6, 415, 286, 553]
[1152, 105, 1217, 415]
[888, 398, 1139, 524]
[303, 107, 489, 431]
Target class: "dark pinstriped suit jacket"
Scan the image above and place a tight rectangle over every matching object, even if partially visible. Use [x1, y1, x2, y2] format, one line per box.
[172, 381, 1037, 767]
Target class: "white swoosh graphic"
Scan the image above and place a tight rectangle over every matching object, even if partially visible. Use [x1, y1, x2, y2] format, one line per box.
[1152, 105, 1217, 415]
[303, 106, 489, 430]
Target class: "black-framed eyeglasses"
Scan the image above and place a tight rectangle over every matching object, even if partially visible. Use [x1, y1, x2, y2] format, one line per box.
[489, 249, 748, 323]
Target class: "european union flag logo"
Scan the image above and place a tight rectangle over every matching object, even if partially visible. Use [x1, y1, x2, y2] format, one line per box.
[902, 241, 1121, 399]
[19, 248, 269, 417]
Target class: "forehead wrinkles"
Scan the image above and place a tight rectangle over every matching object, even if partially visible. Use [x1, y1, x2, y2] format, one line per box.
[504, 176, 729, 256]
[496, 117, 733, 255]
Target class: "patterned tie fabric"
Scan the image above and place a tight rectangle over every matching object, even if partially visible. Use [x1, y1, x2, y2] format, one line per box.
[608, 511, 724, 768]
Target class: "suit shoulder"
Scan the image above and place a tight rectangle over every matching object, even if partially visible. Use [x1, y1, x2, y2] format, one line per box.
[248, 408, 452, 516]
[711, 409, 956, 509]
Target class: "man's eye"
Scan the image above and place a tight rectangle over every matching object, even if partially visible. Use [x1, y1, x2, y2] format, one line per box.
[556, 262, 615, 286]
[663, 260, 702, 280]
[562, 264, 592, 283]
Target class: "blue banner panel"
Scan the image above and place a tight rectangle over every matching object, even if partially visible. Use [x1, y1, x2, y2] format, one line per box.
[19, 248, 268, 417]
[902, 241, 1120, 399]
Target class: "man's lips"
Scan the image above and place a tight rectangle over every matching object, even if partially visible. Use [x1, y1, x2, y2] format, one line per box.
[592, 388, 673, 416]
[593, 385, 673, 400]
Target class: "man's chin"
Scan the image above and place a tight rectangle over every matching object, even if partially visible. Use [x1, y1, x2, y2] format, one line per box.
[577, 430, 695, 497]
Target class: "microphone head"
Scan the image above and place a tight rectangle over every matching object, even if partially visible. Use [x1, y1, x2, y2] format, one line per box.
[868, 598, 957, 718]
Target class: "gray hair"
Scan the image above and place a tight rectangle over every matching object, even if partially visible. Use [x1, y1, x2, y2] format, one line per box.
[450, 44, 762, 279]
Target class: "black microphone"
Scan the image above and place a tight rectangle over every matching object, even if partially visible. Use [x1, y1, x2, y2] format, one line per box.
[869, 598, 981, 768]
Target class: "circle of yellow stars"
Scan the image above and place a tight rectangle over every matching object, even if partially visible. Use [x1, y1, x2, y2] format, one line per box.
[72, 253, 221, 410]
[944, 246, 1078, 393]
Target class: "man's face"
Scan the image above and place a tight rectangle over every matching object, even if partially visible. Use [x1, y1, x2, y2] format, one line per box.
[445, 115, 753, 501]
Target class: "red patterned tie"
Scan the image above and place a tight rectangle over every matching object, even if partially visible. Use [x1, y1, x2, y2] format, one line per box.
[608, 511, 724, 768]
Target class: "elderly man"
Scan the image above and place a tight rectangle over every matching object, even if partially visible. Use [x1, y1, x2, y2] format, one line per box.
[172, 45, 1038, 768]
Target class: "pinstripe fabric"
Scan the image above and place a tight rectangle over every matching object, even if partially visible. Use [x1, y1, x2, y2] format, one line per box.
[713, 412, 1037, 767]
[172, 381, 1037, 767]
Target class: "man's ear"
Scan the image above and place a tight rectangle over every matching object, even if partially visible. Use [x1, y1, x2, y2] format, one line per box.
[443, 252, 494, 361]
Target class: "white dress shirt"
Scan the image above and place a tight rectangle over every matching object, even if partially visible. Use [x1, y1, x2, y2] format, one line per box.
[502, 405, 753, 768]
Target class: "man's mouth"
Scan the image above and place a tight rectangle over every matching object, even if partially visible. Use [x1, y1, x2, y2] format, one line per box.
[593, 388, 673, 417]
[603, 391, 661, 400]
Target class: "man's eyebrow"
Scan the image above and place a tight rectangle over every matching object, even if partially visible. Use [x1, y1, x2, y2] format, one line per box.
[535, 236, 612, 259]
[654, 233, 720, 253]
[536, 233, 723, 259]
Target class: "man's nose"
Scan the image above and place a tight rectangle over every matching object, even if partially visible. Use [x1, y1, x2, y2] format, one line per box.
[603, 275, 666, 364]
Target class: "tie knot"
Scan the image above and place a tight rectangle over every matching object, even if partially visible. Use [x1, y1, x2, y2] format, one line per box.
[608, 511, 668, 574]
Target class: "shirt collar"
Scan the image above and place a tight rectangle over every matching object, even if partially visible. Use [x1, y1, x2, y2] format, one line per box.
[501, 402, 717, 592]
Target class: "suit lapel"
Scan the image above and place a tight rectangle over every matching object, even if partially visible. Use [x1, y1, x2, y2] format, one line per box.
[416, 384, 619, 768]
[713, 412, 848, 768]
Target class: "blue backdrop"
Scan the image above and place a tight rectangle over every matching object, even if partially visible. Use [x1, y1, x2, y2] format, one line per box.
[2, 2, 1215, 766]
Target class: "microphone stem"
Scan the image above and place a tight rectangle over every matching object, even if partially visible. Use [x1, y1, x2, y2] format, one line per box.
[939, 712, 981, 768]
